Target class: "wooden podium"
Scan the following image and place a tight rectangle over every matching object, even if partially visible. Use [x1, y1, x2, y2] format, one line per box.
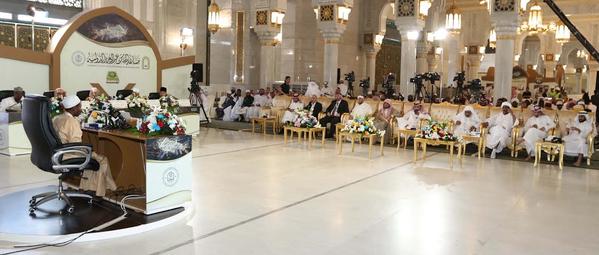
[75, 129, 192, 215]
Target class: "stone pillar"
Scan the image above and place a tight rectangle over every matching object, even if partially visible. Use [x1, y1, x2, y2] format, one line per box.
[416, 40, 429, 74]
[588, 60, 599, 92]
[257, 35, 278, 88]
[394, 0, 424, 96]
[399, 32, 418, 95]
[491, 2, 519, 101]
[445, 35, 460, 86]
[427, 51, 439, 72]
[195, 0, 209, 84]
[466, 52, 482, 80]
[313, 0, 352, 88]
[254, 0, 287, 88]
[365, 47, 380, 92]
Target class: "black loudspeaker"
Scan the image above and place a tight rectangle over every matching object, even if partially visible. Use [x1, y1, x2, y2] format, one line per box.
[193, 63, 203, 83]
[336, 68, 341, 84]
[595, 71, 599, 92]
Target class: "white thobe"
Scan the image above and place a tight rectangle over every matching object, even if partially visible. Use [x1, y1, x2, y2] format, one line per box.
[0, 97, 20, 112]
[223, 97, 242, 121]
[522, 115, 556, 156]
[246, 95, 268, 119]
[485, 113, 515, 152]
[322, 87, 334, 96]
[305, 83, 322, 97]
[397, 111, 431, 130]
[351, 103, 373, 119]
[281, 101, 304, 123]
[563, 120, 594, 157]
[453, 114, 481, 137]
[337, 83, 348, 96]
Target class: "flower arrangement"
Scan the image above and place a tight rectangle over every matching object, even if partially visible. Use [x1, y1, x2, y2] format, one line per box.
[126, 93, 149, 118]
[136, 107, 186, 136]
[290, 109, 320, 128]
[341, 117, 385, 136]
[159, 95, 179, 114]
[80, 96, 114, 126]
[49, 97, 63, 118]
[416, 120, 461, 141]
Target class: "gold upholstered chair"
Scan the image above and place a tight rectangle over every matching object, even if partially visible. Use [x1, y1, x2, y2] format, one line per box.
[457, 104, 489, 158]
[389, 101, 405, 144]
[429, 102, 461, 127]
[554, 110, 596, 165]
[509, 108, 558, 157]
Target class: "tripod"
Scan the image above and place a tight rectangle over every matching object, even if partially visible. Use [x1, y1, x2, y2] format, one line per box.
[189, 84, 210, 125]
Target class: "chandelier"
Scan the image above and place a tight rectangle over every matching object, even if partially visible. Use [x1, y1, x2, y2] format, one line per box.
[489, 29, 496, 48]
[554, 21, 570, 44]
[445, 0, 461, 34]
[419, 0, 431, 19]
[519, 0, 556, 33]
[208, 0, 221, 34]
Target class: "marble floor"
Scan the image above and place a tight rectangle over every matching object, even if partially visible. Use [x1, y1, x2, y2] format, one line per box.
[1, 128, 599, 254]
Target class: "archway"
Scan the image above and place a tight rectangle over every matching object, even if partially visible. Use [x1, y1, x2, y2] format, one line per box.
[375, 21, 401, 90]
[519, 35, 542, 71]
[564, 49, 588, 93]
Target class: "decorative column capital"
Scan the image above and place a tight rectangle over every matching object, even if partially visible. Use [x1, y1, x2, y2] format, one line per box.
[312, 0, 353, 40]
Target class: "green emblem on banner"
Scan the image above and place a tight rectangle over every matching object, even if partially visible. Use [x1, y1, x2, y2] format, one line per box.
[106, 71, 119, 84]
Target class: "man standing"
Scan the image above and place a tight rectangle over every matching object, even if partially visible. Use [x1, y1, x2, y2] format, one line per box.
[350, 95, 373, 119]
[281, 93, 304, 123]
[563, 111, 595, 166]
[520, 106, 556, 161]
[0, 87, 24, 112]
[279, 76, 291, 95]
[304, 95, 322, 117]
[453, 105, 481, 137]
[483, 102, 516, 159]
[53, 96, 116, 196]
[396, 103, 430, 130]
[320, 93, 350, 138]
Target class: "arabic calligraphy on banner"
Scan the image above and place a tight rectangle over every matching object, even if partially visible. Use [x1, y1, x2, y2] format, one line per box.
[71, 50, 151, 69]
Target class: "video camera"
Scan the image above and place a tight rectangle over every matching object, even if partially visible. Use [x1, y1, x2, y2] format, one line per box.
[423, 72, 441, 83]
[344, 71, 356, 83]
[453, 71, 466, 83]
[359, 77, 370, 88]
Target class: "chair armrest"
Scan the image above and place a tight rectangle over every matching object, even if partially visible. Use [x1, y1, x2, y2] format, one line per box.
[52, 143, 93, 173]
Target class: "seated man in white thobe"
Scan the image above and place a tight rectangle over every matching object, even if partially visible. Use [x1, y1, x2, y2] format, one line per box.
[321, 82, 334, 97]
[397, 102, 430, 130]
[519, 106, 556, 161]
[563, 111, 595, 166]
[350, 95, 373, 119]
[223, 90, 242, 121]
[305, 81, 322, 97]
[0, 87, 24, 112]
[250, 89, 269, 117]
[53, 96, 117, 196]
[281, 93, 304, 124]
[453, 105, 481, 137]
[483, 102, 516, 159]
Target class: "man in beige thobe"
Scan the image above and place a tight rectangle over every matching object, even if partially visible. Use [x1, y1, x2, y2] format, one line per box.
[53, 96, 116, 196]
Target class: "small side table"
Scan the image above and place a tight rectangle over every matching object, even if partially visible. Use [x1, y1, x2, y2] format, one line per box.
[307, 127, 326, 149]
[338, 132, 384, 159]
[251, 117, 277, 135]
[534, 141, 564, 170]
[396, 129, 418, 150]
[413, 138, 463, 167]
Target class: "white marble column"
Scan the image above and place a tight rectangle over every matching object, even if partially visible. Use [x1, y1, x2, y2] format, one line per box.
[427, 52, 439, 73]
[466, 53, 482, 80]
[588, 60, 599, 92]
[258, 37, 278, 88]
[416, 41, 429, 74]
[323, 37, 341, 87]
[445, 35, 460, 86]
[491, 2, 519, 101]
[365, 46, 380, 92]
[400, 33, 418, 96]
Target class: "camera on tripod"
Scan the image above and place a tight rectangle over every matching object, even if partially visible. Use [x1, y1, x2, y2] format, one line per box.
[409, 74, 424, 85]
[453, 71, 466, 83]
[344, 71, 356, 83]
[359, 77, 370, 88]
[423, 72, 441, 83]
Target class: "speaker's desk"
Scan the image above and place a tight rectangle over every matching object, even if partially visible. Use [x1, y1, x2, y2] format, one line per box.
[76, 129, 192, 215]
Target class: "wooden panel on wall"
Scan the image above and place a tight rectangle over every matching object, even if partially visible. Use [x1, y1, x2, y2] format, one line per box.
[0, 24, 15, 47]
[375, 41, 402, 91]
[234, 11, 244, 83]
[16, 25, 32, 50]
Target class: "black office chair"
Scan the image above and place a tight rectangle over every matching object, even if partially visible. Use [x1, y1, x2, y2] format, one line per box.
[148, 92, 160, 100]
[0, 90, 14, 102]
[22, 95, 99, 214]
[115, 89, 133, 99]
[76, 90, 90, 101]
[43, 91, 55, 98]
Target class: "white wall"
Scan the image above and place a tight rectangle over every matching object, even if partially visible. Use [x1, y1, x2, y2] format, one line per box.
[0, 58, 49, 95]
[162, 65, 192, 99]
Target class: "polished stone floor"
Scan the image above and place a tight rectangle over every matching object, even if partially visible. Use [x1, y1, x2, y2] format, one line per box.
[1, 128, 599, 254]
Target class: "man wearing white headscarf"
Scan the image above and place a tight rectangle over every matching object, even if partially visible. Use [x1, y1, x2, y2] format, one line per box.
[223, 89, 242, 121]
[453, 105, 481, 137]
[350, 96, 373, 119]
[397, 102, 430, 130]
[53, 96, 116, 196]
[483, 102, 516, 159]
[305, 81, 322, 97]
[321, 82, 334, 97]
[281, 93, 304, 123]
[563, 111, 595, 166]
[520, 105, 556, 160]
